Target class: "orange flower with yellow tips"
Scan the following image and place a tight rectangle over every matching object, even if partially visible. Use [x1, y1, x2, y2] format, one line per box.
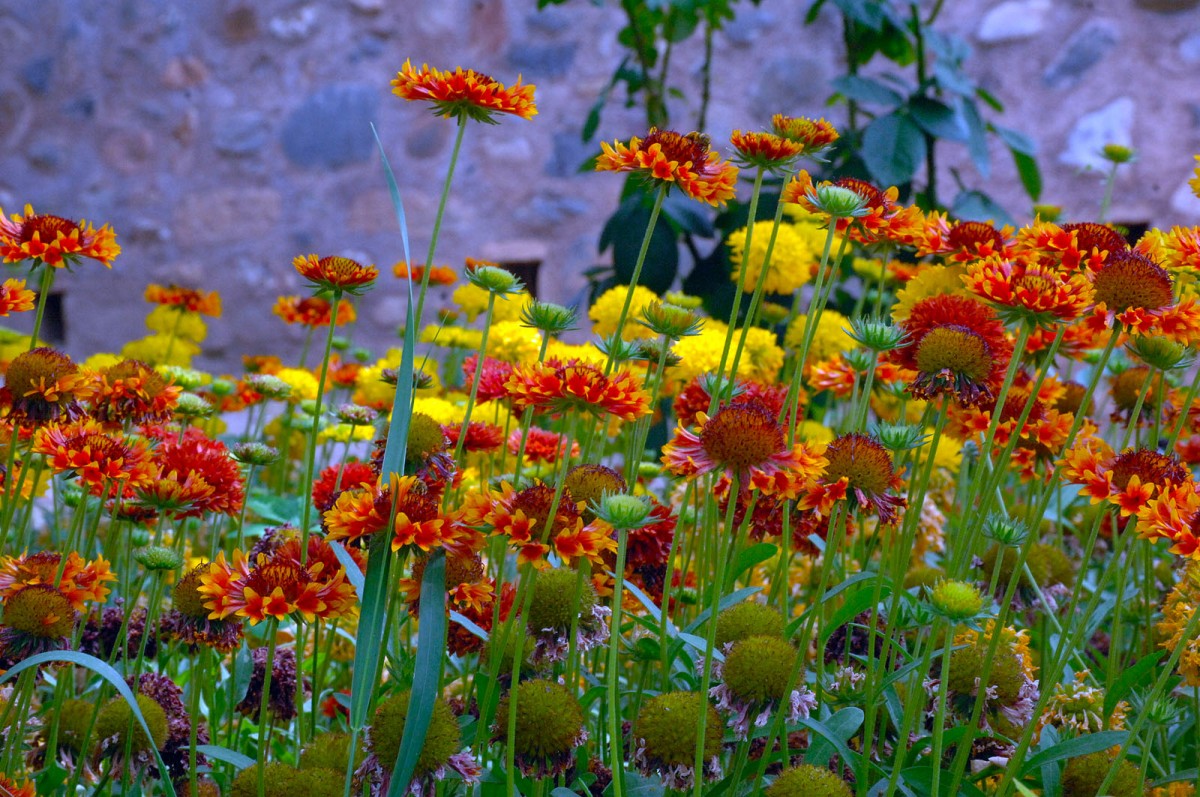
[1062, 437, 1189, 518]
[505, 360, 651, 421]
[468, 481, 616, 567]
[324, 474, 463, 553]
[144, 283, 222, 316]
[273, 295, 356, 328]
[1139, 481, 1200, 556]
[0, 550, 116, 611]
[392, 59, 537, 123]
[964, 252, 1095, 324]
[292, 254, 378, 295]
[0, 279, 34, 316]
[729, 129, 804, 172]
[770, 115, 839, 155]
[3, 347, 96, 424]
[33, 418, 156, 494]
[0, 204, 119, 268]
[597, 128, 738, 206]
[781, 171, 923, 246]
[199, 540, 355, 623]
[395, 262, 457, 285]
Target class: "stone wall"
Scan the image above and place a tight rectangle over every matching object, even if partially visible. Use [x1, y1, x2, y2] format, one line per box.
[1, 0, 1198, 372]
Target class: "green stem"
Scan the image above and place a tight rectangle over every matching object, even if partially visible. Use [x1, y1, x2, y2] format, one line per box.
[413, 119, 468, 330]
[607, 525, 631, 797]
[299, 289, 343, 563]
[257, 620, 280, 797]
[28, 264, 55, 350]
[605, 186, 668, 373]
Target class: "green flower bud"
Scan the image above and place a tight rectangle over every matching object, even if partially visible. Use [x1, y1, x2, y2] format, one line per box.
[174, 393, 213, 418]
[870, 421, 928, 453]
[767, 764, 853, 797]
[639, 301, 703, 339]
[982, 513, 1029, 547]
[370, 691, 460, 779]
[493, 679, 584, 777]
[528, 567, 596, 633]
[231, 442, 280, 467]
[594, 333, 639, 364]
[1100, 144, 1136, 164]
[809, 185, 869, 219]
[1127, 336, 1191, 371]
[847, 316, 907, 353]
[722, 636, 798, 703]
[714, 602, 785, 648]
[246, 374, 292, 400]
[593, 494, 653, 530]
[466, 265, 523, 295]
[521, 300, 577, 334]
[634, 691, 722, 769]
[209, 378, 236, 397]
[134, 545, 184, 572]
[928, 579, 984, 621]
[158, 365, 205, 390]
[96, 694, 169, 754]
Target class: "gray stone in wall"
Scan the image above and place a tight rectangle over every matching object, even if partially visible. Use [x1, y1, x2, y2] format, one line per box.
[281, 84, 378, 169]
[506, 42, 578, 78]
[545, 131, 592, 179]
[20, 57, 53, 95]
[214, 112, 270, 157]
[1059, 97, 1133, 171]
[976, 0, 1051, 43]
[1041, 20, 1119, 90]
[1180, 32, 1200, 63]
[751, 56, 826, 120]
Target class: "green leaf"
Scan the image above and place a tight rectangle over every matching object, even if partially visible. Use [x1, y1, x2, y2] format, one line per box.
[830, 75, 903, 107]
[862, 112, 924, 187]
[992, 124, 1037, 156]
[1021, 730, 1129, 773]
[328, 541, 364, 594]
[681, 586, 761, 634]
[2, 651, 177, 797]
[197, 743, 255, 770]
[804, 707, 864, 767]
[551, 789, 584, 797]
[908, 97, 968, 142]
[449, 610, 490, 642]
[1105, 651, 1163, 716]
[798, 715, 862, 772]
[1011, 147, 1042, 202]
[818, 580, 891, 647]
[961, 98, 990, 178]
[732, 542, 778, 580]
[1152, 769, 1200, 787]
[388, 551, 448, 797]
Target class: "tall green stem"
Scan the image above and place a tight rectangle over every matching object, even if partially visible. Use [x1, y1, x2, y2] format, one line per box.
[28, 264, 55, 350]
[413, 119, 468, 329]
[605, 186, 667, 372]
[298, 288, 343, 563]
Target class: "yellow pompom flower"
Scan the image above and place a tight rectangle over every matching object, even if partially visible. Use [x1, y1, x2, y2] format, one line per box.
[452, 282, 529, 324]
[1190, 154, 1200, 199]
[486, 319, 540, 363]
[891, 264, 970, 322]
[420, 324, 484, 349]
[785, 309, 854, 359]
[120, 334, 200, 367]
[274, 367, 320, 402]
[82, 352, 122, 372]
[353, 363, 395, 410]
[145, 305, 207, 343]
[546, 340, 605, 366]
[739, 326, 785, 384]
[670, 325, 727, 387]
[727, 221, 815, 296]
[590, 285, 659, 341]
[319, 423, 376, 444]
[797, 420, 835, 444]
[412, 395, 464, 425]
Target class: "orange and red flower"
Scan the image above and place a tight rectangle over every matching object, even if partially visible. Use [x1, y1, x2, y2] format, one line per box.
[199, 542, 355, 624]
[1137, 481, 1200, 556]
[90, 359, 181, 426]
[505, 360, 651, 421]
[597, 128, 739, 206]
[145, 427, 245, 517]
[392, 59, 537, 123]
[292, 254, 378, 295]
[800, 432, 905, 524]
[273, 295, 357, 327]
[32, 419, 156, 494]
[1063, 437, 1190, 518]
[395, 262, 457, 285]
[467, 481, 616, 567]
[964, 252, 1095, 324]
[891, 295, 1013, 406]
[917, 216, 1013, 261]
[324, 474, 464, 553]
[662, 400, 827, 498]
[510, 426, 579, 464]
[3, 347, 96, 424]
[729, 129, 804, 171]
[144, 283, 222, 316]
[770, 115, 839, 154]
[0, 550, 116, 611]
[0, 279, 35, 316]
[0, 204, 119, 268]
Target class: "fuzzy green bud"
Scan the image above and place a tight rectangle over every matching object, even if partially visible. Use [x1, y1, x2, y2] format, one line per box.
[158, 365, 205, 390]
[722, 636, 798, 703]
[634, 691, 722, 768]
[594, 494, 653, 530]
[246, 374, 292, 400]
[231, 442, 280, 467]
[809, 185, 869, 218]
[1127, 336, 1191, 371]
[714, 602, 785, 648]
[370, 691, 460, 779]
[928, 579, 984, 621]
[870, 421, 928, 452]
[639, 301, 703, 339]
[767, 764, 853, 797]
[847, 316, 907, 352]
[174, 392, 213, 418]
[521, 300, 577, 334]
[96, 694, 169, 754]
[528, 567, 597, 633]
[467, 265, 522, 295]
[134, 545, 184, 572]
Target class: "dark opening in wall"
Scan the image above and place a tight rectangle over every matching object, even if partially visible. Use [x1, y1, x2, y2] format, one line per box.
[1116, 221, 1150, 247]
[41, 292, 65, 345]
[501, 260, 541, 299]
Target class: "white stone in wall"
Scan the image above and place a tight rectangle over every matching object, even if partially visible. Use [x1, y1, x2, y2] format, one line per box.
[977, 0, 1052, 43]
[1058, 97, 1134, 172]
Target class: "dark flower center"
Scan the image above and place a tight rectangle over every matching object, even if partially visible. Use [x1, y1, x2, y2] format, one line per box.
[915, 326, 993, 381]
[823, 433, 894, 495]
[1092, 251, 1173, 312]
[699, 402, 785, 472]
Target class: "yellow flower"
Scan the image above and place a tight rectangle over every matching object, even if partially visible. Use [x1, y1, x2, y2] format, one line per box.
[319, 423, 376, 444]
[420, 324, 484, 349]
[931, 432, 963, 477]
[353, 363, 395, 410]
[82, 352, 122, 371]
[797, 420, 834, 444]
[275, 367, 319, 402]
[850, 256, 891, 284]
[120, 334, 199, 367]
[671, 323, 783, 387]
[589, 285, 659, 341]
[1191, 154, 1200, 199]
[546, 340, 605, 366]
[451, 282, 528, 323]
[891, 264, 969, 322]
[727, 221, 815, 296]
[785, 309, 854, 359]
[412, 395, 463, 425]
[145, 305, 207, 342]
[664, 291, 702, 309]
[485, 319, 540, 363]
